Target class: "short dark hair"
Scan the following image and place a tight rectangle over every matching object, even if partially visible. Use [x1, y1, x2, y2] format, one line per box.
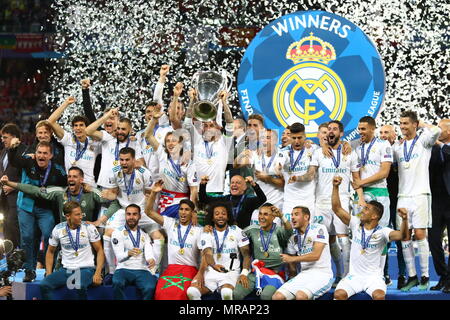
[36, 141, 53, 154]
[328, 120, 344, 132]
[68, 166, 84, 177]
[63, 201, 81, 215]
[292, 206, 311, 216]
[206, 201, 235, 226]
[119, 147, 135, 158]
[266, 128, 278, 140]
[248, 114, 264, 126]
[400, 110, 419, 124]
[1, 123, 21, 138]
[290, 122, 305, 134]
[260, 202, 274, 210]
[146, 101, 159, 109]
[71, 115, 90, 127]
[126, 203, 141, 214]
[368, 200, 384, 220]
[179, 199, 195, 211]
[359, 116, 376, 127]
[119, 118, 132, 126]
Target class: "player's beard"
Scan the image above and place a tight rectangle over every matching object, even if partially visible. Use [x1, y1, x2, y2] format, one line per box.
[126, 220, 138, 229]
[327, 134, 339, 147]
[215, 221, 227, 229]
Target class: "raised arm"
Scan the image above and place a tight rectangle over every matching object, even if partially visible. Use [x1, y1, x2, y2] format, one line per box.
[144, 180, 165, 226]
[47, 96, 76, 139]
[153, 65, 170, 106]
[389, 208, 409, 241]
[145, 110, 161, 150]
[169, 82, 184, 129]
[85, 108, 118, 140]
[331, 176, 351, 226]
[81, 79, 97, 124]
[219, 90, 233, 124]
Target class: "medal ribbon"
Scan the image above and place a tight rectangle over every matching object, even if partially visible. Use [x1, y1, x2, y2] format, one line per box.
[262, 152, 276, 172]
[125, 225, 141, 249]
[361, 138, 376, 167]
[74, 134, 89, 162]
[289, 147, 305, 172]
[331, 145, 342, 168]
[40, 161, 52, 187]
[213, 227, 229, 256]
[168, 156, 183, 179]
[177, 222, 192, 250]
[204, 141, 214, 159]
[66, 224, 80, 254]
[68, 188, 83, 203]
[297, 224, 310, 254]
[115, 138, 130, 161]
[229, 195, 246, 218]
[361, 224, 381, 251]
[403, 135, 419, 163]
[259, 223, 276, 253]
[123, 169, 136, 197]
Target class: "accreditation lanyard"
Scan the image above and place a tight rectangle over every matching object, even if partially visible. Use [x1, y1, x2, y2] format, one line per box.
[230, 195, 246, 218]
[39, 161, 52, 187]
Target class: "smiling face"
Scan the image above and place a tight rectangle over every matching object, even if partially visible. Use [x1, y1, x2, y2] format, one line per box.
[359, 202, 380, 224]
[72, 121, 87, 140]
[116, 121, 131, 142]
[36, 125, 52, 143]
[202, 121, 220, 141]
[35, 145, 53, 168]
[125, 206, 140, 229]
[145, 104, 156, 123]
[258, 206, 275, 230]
[119, 152, 135, 174]
[104, 114, 118, 134]
[178, 203, 193, 225]
[317, 126, 328, 146]
[399, 117, 417, 139]
[379, 125, 396, 145]
[281, 128, 291, 147]
[291, 207, 309, 230]
[165, 133, 182, 155]
[230, 175, 247, 196]
[438, 120, 450, 143]
[327, 122, 343, 147]
[247, 119, 263, 141]
[67, 169, 83, 194]
[66, 206, 83, 228]
[213, 206, 229, 230]
[358, 121, 375, 143]
[1, 132, 13, 148]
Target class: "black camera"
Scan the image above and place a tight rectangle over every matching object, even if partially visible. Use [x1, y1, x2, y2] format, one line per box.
[0, 249, 26, 287]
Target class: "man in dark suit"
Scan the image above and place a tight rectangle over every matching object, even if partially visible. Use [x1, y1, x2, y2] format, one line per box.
[0, 123, 21, 248]
[429, 119, 450, 293]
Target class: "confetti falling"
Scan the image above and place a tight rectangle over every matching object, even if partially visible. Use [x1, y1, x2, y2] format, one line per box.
[46, 0, 450, 135]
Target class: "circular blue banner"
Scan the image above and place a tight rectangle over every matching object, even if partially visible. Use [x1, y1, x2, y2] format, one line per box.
[237, 10, 385, 142]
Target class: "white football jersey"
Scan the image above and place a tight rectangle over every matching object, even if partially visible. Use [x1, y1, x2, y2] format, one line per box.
[58, 130, 101, 187]
[112, 226, 155, 271]
[287, 223, 332, 273]
[162, 216, 203, 267]
[393, 127, 441, 196]
[49, 222, 101, 270]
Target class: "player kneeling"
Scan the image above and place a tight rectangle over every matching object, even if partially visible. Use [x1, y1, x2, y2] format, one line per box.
[273, 206, 333, 300]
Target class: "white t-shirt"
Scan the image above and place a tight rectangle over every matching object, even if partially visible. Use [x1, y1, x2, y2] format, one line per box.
[249, 150, 284, 205]
[162, 216, 203, 267]
[111, 226, 155, 271]
[49, 222, 101, 270]
[287, 223, 332, 273]
[155, 144, 198, 193]
[200, 225, 249, 272]
[393, 127, 441, 196]
[355, 138, 393, 189]
[349, 216, 393, 276]
[97, 131, 143, 188]
[191, 122, 233, 193]
[105, 166, 153, 210]
[311, 146, 359, 203]
[58, 130, 101, 187]
[278, 146, 316, 205]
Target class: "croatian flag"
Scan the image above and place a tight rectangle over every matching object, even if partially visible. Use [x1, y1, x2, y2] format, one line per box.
[251, 260, 285, 295]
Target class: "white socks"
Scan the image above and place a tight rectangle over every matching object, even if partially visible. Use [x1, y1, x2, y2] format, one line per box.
[401, 240, 417, 277]
[338, 237, 350, 277]
[330, 241, 343, 278]
[103, 235, 116, 274]
[416, 239, 430, 278]
[221, 287, 233, 300]
[187, 287, 202, 300]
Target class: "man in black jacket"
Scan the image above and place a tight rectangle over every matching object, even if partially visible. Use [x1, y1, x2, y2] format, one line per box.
[6, 138, 67, 282]
[0, 123, 22, 248]
[429, 119, 450, 293]
[199, 174, 267, 229]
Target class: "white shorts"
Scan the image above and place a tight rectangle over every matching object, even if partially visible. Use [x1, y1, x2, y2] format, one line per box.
[277, 269, 333, 300]
[106, 209, 160, 233]
[203, 268, 240, 292]
[396, 195, 432, 229]
[315, 199, 349, 236]
[335, 273, 386, 298]
[353, 190, 390, 228]
[282, 200, 315, 222]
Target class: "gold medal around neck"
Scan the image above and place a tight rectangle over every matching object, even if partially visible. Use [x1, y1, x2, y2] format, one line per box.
[360, 249, 366, 255]
[146, 145, 150, 150]
[179, 248, 185, 255]
[263, 251, 269, 258]
[217, 253, 222, 259]
[72, 161, 77, 166]
[74, 252, 79, 257]
[403, 162, 410, 169]
[113, 160, 119, 166]
[207, 159, 213, 165]
[179, 177, 186, 182]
